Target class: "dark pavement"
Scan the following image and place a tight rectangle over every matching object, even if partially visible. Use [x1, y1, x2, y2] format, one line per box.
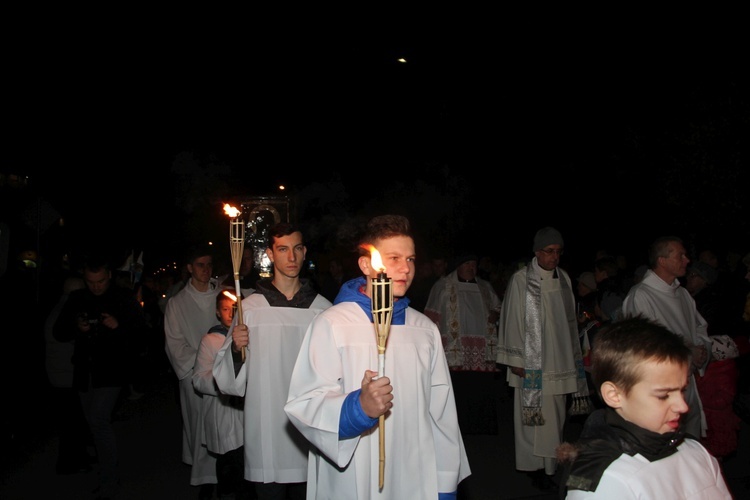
[2, 369, 748, 499]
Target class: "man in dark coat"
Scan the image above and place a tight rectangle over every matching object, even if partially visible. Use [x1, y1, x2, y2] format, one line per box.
[54, 254, 147, 499]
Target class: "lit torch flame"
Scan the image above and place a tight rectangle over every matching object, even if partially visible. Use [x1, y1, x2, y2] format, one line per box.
[223, 203, 241, 218]
[363, 244, 386, 273]
[222, 290, 238, 302]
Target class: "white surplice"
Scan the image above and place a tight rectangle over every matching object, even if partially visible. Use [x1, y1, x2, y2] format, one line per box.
[213, 292, 332, 483]
[284, 302, 471, 499]
[164, 278, 222, 485]
[193, 331, 244, 455]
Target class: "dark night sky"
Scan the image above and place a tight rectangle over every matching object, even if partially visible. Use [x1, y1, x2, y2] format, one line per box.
[6, 22, 750, 274]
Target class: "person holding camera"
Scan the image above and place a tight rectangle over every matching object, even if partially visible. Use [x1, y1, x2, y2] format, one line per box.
[54, 254, 148, 500]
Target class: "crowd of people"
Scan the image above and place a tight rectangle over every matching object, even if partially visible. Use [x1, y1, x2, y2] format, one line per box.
[2, 217, 749, 499]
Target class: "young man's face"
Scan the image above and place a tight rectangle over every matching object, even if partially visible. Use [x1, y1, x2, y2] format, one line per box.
[615, 359, 689, 434]
[267, 231, 306, 280]
[84, 269, 111, 296]
[368, 235, 415, 299]
[188, 256, 214, 284]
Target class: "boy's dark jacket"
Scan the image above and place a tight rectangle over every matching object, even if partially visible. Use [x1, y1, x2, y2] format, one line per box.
[557, 408, 685, 496]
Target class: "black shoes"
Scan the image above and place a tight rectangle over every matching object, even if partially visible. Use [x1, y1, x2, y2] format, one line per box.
[527, 470, 558, 491]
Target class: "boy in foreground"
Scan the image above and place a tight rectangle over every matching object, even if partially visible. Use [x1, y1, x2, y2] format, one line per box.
[558, 316, 732, 498]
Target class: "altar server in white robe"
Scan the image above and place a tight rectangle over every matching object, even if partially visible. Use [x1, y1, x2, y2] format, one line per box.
[193, 291, 246, 499]
[284, 215, 471, 500]
[164, 244, 223, 489]
[620, 235, 711, 439]
[213, 222, 332, 500]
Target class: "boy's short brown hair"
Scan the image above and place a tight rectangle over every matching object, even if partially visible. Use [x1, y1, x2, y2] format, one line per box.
[592, 315, 692, 395]
[358, 215, 412, 256]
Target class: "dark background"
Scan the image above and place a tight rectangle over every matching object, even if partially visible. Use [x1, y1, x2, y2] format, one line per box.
[3, 19, 749, 281]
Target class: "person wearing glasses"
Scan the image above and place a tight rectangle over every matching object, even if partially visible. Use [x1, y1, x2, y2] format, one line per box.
[496, 227, 591, 491]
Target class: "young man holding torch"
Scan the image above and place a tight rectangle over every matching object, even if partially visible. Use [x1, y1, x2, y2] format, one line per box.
[283, 215, 471, 499]
[213, 222, 332, 500]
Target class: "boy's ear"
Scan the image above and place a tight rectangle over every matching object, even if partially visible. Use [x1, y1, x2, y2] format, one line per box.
[600, 381, 623, 408]
[358, 256, 372, 275]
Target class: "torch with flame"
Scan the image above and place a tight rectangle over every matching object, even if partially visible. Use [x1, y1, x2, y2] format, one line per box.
[223, 203, 246, 362]
[367, 245, 393, 490]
